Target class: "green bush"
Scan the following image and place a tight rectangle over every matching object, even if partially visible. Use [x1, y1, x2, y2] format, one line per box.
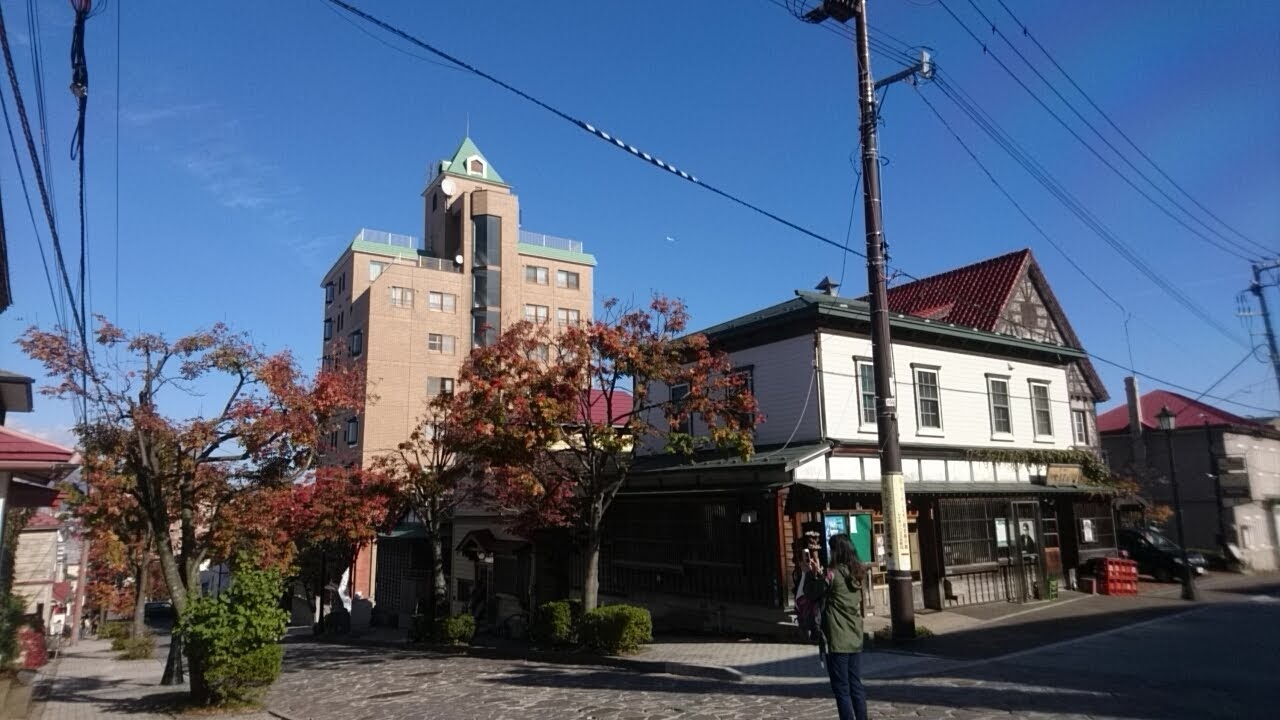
[434, 614, 475, 646]
[580, 605, 652, 655]
[178, 561, 287, 706]
[98, 621, 130, 641]
[530, 600, 576, 648]
[117, 634, 155, 660]
[0, 594, 28, 666]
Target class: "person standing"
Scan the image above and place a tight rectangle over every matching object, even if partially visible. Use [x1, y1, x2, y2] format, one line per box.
[806, 533, 867, 720]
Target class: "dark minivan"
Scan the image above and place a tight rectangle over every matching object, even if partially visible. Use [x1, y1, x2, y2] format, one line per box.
[1117, 527, 1208, 582]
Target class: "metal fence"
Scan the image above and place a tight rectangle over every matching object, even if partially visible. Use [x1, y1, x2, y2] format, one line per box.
[355, 228, 419, 250]
[519, 230, 584, 254]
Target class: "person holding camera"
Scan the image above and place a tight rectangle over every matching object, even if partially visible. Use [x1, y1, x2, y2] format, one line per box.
[805, 533, 868, 720]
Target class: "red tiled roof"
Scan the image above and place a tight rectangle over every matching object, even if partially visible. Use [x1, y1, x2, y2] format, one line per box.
[580, 389, 634, 426]
[1096, 389, 1260, 434]
[52, 581, 73, 603]
[882, 249, 1030, 332]
[24, 512, 62, 530]
[0, 426, 77, 464]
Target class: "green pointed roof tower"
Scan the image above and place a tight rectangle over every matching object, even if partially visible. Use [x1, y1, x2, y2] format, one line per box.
[440, 136, 507, 186]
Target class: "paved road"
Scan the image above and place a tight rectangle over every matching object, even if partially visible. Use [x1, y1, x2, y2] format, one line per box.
[267, 586, 1280, 720]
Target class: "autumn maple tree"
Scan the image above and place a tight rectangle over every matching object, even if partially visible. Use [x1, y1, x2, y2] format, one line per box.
[20, 318, 365, 696]
[456, 296, 759, 611]
[372, 392, 482, 625]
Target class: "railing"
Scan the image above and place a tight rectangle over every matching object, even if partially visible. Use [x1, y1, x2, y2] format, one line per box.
[355, 228, 419, 250]
[418, 255, 461, 273]
[519, 230, 584, 254]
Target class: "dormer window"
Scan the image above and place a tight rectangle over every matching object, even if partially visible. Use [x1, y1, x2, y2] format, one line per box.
[467, 155, 485, 176]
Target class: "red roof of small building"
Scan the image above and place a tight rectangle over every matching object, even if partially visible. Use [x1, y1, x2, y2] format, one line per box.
[23, 512, 62, 531]
[52, 581, 72, 603]
[581, 388, 634, 426]
[0, 426, 77, 464]
[1096, 389, 1260, 434]
[882, 249, 1030, 332]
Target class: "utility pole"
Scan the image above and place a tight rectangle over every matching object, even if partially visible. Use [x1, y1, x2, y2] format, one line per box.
[1249, 261, 1280, 398]
[803, 0, 931, 641]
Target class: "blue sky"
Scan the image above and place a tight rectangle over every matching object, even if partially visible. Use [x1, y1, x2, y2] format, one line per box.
[3, 0, 1278, 445]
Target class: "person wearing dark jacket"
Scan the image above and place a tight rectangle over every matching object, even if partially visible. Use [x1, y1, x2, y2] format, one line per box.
[805, 533, 867, 720]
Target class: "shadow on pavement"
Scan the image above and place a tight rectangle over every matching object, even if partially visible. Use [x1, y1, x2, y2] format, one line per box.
[35, 674, 192, 716]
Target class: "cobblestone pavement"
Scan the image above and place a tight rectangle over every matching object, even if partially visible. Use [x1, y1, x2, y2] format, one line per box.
[269, 594, 1278, 720]
[31, 637, 272, 720]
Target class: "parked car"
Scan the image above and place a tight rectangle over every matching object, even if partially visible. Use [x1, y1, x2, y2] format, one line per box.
[1117, 528, 1208, 582]
[143, 601, 174, 621]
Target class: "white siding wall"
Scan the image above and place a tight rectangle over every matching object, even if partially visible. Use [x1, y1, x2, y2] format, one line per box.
[820, 332, 1074, 450]
[643, 334, 818, 453]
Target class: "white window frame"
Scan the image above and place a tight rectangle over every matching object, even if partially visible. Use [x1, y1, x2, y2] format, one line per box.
[1072, 409, 1090, 446]
[390, 286, 414, 308]
[427, 333, 456, 355]
[525, 265, 549, 285]
[466, 155, 485, 176]
[855, 359, 876, 431]
[348, 330, 363, 357]
[369, 261, 387, 282]
[1029, 380, 1054, 441]
[913, 366, 943, 434]
[556, 269, 580, 290]
[557, 308, 580, 327]
[428, 291, 456, 313]
[524, 304, 549, 324]
[324, 283, 334, 304]
[345, 417, 359, 446]
[323, 318, 333, 341]
[987, 375, 1014, 439]
[427, 377, 455, 397]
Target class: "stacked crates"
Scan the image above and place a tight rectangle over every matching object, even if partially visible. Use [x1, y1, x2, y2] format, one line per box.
[1098, 557, 1138, 596]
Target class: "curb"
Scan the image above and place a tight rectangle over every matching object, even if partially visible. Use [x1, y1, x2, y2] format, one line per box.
[291, 635, 745, 683]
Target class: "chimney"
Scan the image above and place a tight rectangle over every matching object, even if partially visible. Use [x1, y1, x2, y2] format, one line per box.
[1124, 376, 1147, 470]
[815, 276, 840, 296]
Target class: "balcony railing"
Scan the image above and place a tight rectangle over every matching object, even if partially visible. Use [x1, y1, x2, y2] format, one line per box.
[355, 228, 419, 250]
[519, 230, 584, 254]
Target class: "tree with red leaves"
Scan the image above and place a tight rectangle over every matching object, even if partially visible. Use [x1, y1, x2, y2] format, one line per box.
[456, 296, 759, 611]
[20, 318, 365, 693]
[371, 391, 481, 625]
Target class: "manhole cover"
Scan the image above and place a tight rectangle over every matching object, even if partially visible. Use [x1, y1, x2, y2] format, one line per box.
[367, 690, 415, 700]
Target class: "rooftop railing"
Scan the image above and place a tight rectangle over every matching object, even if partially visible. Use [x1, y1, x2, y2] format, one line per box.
[355, 228, 419, 250]
[519, 230, 584, 254]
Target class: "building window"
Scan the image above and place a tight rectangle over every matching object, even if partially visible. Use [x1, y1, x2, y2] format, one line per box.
[339, 273, 345, 292]
[525, 265, 549, 285]
[324, 283, 334, 304]
[348, 330, 363, 357]
[1029, 381, 1053, 438]
[857, 360, 876, 427]
[427, 377, 455, 396]
[428, 291, 456, 312]
[345, 417, 359, 446]
[323, 318, 333, 341]
[556, 270, 580, 289]
[524, 304, 549, 324]
[432, 192, 438, 211]
[467, 156, 484, 175]
[472, 215, 501, 267]
[529, 344, 550, 362]
[427, 333, 456, 355]
[326, 429, 338, 450]
[557, 308, 580, 327]
[337, 313, 344, 332]
[670, 383, 691, 434]
[390, 286, 414, 308]
[1072, 410, 1089, 445]
[940, 498, 1009, 567]
[914, 368, 942, 430]
[473, 270, 501, 308]
[987, 376, 1012, 436]
[473, 311, 500, 348]
[1074, 501, 1115, 550]
[369, 261, 387, 282]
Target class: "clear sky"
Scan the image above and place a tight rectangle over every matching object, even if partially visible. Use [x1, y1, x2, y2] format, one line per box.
[3, 0, 1278, 446]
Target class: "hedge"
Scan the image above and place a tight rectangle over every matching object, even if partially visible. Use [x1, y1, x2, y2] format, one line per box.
[408, 613, 475, 646]
[580, 604, 652, 655]
[117, 634, 155, 660]
[530, 600, 575, 648]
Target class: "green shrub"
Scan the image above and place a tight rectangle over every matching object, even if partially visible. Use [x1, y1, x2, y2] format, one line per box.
[178, 561, 287, 706]
[580, 605, 652, 655]
[0, 593, 24, 666]
[117, 634, 155, 660]
[98, 621, 130, 641]
[434, 614, 475, 646]
[530, 600, 575, 648]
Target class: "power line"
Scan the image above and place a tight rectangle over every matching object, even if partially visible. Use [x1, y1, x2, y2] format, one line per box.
[957, 0, 1264, 261]
[0, 1, 84, 342]
[113, 0, 120, 324]
[320, 0, 1265, 415]
[931, 73, 1247, 349]
[991, 0, 1272, 257]
[937, 0, 1256, 263]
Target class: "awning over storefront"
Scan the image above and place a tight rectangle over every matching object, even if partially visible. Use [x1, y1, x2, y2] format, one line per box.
[792, 480, 1115, 497]
[455, 529, 529, 560]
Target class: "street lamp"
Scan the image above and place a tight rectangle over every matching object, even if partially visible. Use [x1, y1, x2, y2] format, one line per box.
[1155, 406, 1198, 601]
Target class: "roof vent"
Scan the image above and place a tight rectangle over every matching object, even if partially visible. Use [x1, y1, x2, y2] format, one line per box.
[815, 276, 840, 296]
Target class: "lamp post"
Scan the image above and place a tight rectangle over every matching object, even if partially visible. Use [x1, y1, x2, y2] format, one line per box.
[1155, 406, 1198, 601]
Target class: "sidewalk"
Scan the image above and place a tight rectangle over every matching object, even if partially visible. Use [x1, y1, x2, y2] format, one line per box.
[30, 637, 272, 720]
